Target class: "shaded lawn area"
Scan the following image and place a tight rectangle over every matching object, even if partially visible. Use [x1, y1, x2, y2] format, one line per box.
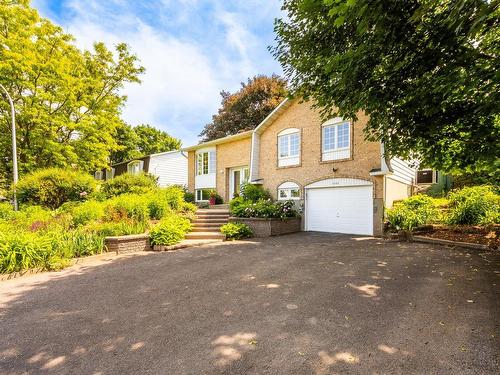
[0, 233, 499, 374]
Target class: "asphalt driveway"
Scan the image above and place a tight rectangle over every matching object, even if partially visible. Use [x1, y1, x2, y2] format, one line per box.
[0, 233, 499, 374]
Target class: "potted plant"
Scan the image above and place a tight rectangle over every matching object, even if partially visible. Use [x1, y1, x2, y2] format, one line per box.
[208, 189, 218, 206]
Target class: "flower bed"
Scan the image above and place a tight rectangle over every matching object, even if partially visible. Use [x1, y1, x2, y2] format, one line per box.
[0, 173, 196, 274]
[229, 217, 301, 237]
[414, 225, 499, 249]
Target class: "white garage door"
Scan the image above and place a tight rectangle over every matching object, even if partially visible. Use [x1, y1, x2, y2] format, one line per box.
[305, 185, 373, 235]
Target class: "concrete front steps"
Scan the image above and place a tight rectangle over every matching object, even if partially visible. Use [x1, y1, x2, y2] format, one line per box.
[185, 208, 229, 240]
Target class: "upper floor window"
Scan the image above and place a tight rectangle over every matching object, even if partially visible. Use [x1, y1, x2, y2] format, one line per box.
[278, 128, 300, 167]
[322, 119, 351, 161]
[196, 150, 216, 175]
[127, 160, 143, 175]
[277, 181, 301, 200]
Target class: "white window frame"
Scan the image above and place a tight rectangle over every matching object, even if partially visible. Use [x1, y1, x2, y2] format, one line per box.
[322, 119, 351, 161]
[196, 151, 216, 176]
[94, 170, 103, 180]
[277, 182, 301, 200]
[127, 160, 143, 175]
[416, 169, 438, 184]
[195, 189, 211, 202]
[277, 128, 300, 167]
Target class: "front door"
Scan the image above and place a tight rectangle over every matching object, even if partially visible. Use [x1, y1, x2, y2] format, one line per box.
[229, 167, 249, 199]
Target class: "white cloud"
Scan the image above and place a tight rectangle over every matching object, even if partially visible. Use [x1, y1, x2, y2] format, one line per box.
[33, 0, 283, 146]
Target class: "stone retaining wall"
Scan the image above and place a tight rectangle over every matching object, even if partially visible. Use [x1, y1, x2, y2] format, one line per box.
[105, 234, 151, 254]
[229, 217, 301, 237]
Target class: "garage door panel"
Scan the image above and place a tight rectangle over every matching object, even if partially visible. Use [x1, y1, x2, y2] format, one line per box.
[306, 186, 373, 235]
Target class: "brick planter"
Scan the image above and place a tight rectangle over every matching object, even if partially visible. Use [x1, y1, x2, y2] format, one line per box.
[229, 217, 301, 237]
[105, 234, 151, 254]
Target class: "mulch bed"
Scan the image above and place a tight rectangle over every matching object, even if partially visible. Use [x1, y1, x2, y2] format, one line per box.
[415, 225, 499, 249]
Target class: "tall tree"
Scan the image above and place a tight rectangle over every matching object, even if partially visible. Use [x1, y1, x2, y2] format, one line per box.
[0, 0, 144, 182]
[134, 124, 181, 156]
[109, 124, 181, 164]
[199, 74, 288, 141]
[273, 0, 499, 178]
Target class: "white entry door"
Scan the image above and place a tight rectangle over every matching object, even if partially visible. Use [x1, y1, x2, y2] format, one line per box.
[229, 166, 249, 199]
[305, 185, 373, 235]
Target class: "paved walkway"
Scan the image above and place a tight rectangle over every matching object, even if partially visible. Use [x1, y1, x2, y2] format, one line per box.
[0, 233, 498, 374]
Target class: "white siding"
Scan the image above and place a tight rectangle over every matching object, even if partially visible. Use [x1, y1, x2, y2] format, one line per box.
[390, 157, 417, 185]
[249, 133, 260, 182]
[148, 151, 188, 187]
[194, 147, 216, 189]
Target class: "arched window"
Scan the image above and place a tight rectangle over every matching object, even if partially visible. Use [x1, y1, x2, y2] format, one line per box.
[277, 181, 301, 200]
[277, 128, 300, 167]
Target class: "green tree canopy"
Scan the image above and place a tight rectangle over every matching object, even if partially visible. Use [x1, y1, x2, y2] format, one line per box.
[273, 0, 499, 178]
[199, 74, 288, 141]
[110, 124, 181, 164]
[0, 0, 144, 183]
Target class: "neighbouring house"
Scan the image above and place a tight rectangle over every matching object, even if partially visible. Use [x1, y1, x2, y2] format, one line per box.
[94, 150, 188, 187]
[415, 168, 453, 196]
[184, 98, 420, 236]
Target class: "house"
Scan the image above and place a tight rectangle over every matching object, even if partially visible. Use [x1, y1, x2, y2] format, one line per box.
[415, 168, 453, 196]
[94, 150, 188, 187]
[184, 98, 418, 236]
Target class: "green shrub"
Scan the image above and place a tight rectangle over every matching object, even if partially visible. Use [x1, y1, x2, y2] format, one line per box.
[68, 200, 106, 226]
[0, 202, 14, 220]
[52, 229, 106, 258]
[15, 168, 96, 209]
[220, 222, 253, 240]
[101, 172, 158, 198]
[104, 194, 149, 222]
[85, 220, 148, 237]
[240, 183, 271, 202]
[447, 185, 499, 225]
[184, 190, 195, 203]
[230, 198, 299, 219]
[386, 205, 427, 232]
[386, 194, 440, 231]
[0, 231, 62, 273]
[149, 215, 192, 246]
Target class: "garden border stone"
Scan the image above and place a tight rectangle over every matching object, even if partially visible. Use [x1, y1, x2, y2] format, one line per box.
[411, 235, 492, 251]
[105, 233, 151, 254]
[229, 217, 301, 237]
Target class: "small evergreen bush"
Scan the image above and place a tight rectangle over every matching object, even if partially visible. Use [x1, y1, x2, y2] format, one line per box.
[220, 222, 253, 240]
[16, 168, 96, 209]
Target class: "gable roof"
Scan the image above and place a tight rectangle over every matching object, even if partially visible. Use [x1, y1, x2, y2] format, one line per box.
[183, 130, 253, 151]
[253, 98, 293, 135]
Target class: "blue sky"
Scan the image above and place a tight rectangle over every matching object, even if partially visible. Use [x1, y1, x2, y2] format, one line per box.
[32, 0, 284, 146]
